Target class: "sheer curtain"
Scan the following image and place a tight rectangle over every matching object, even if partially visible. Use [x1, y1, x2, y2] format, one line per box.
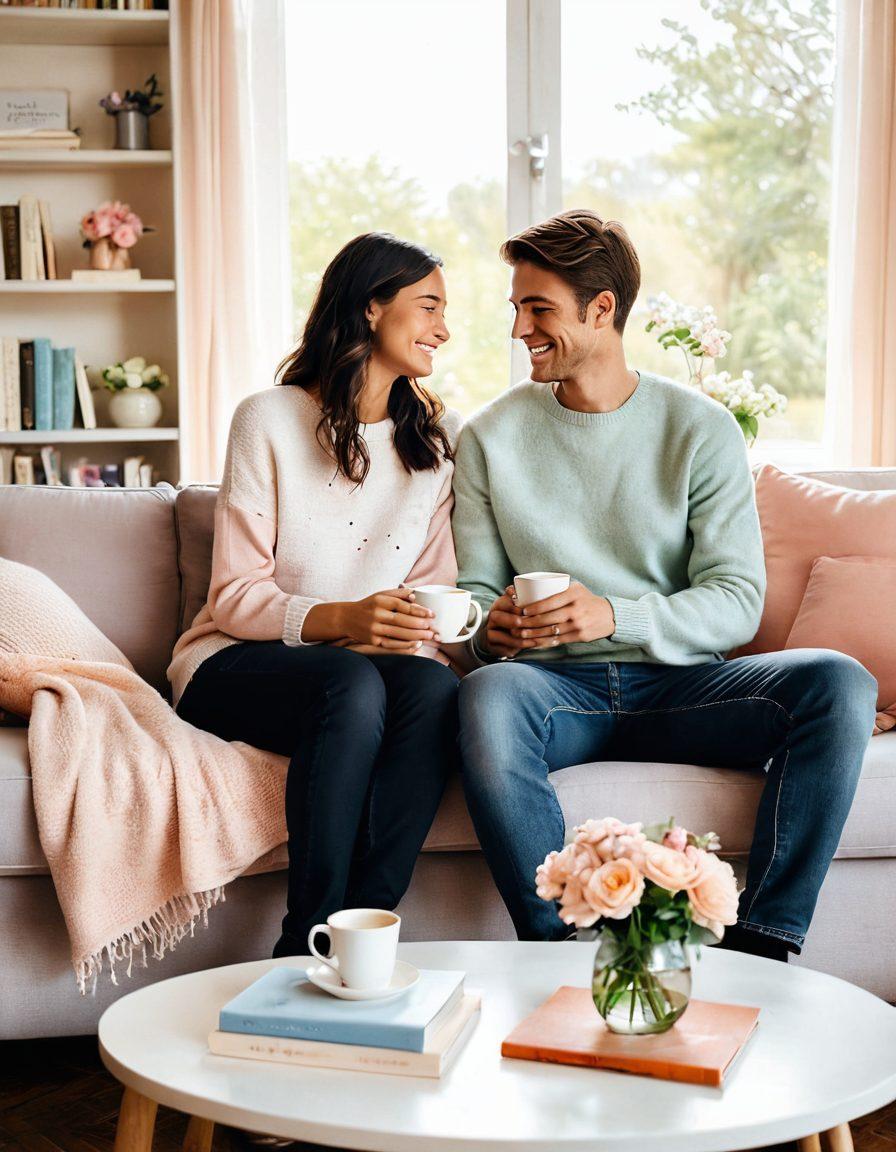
[173, 0, 291, 484]
[824, 0, 896, 466]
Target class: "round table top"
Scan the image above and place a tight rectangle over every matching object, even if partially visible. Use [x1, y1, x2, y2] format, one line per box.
[98, 940, 896, 1152]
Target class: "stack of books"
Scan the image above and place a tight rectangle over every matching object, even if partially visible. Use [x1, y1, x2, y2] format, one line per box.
[1, 195, 58, 280]
[1, 449, 154, 486]
[0, 129, 80, 152]
[210, 967, 481, 1080]
[0, 2, 169, 9]
[0, 336, 95, 431]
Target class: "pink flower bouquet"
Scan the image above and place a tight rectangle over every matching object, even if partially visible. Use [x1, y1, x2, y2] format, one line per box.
[80, 201, 154, 271]
[537, 817, 741, 1033]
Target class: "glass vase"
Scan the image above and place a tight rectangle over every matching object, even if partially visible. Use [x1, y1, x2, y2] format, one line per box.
[589, 929, 691, 1035]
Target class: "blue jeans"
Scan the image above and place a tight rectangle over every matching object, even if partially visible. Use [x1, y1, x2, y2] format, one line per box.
[457, 649, 877, 951]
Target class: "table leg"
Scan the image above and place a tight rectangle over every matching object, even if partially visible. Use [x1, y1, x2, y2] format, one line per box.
[823, 1124, 855, 1152]
[797, 1136, 821, 1152]
[182, 1115, 215, 1152]
[113, 1087, 158, 1152]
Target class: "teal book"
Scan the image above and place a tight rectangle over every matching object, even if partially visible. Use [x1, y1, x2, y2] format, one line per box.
[219, 967, 465, 1053]
[51, 347, 76, 431]
[33, 338, 53, 431]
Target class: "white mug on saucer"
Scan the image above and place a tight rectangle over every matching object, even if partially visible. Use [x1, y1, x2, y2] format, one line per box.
[307, 908, 400, 991]
[514, 571, 571, 606]
[412, 584, 483, 643]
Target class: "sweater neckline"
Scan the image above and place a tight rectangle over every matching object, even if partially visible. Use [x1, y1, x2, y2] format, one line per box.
[535, 371, 648, 427]
[293, 385, 395, 443]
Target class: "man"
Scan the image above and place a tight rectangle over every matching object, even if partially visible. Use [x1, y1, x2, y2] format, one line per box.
[452, 208, 876, 960]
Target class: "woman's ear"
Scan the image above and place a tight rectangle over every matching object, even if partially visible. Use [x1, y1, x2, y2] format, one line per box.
[366, 299, 382, 332]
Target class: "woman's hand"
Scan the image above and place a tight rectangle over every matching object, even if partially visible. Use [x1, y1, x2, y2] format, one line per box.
[303, 588, 437, 651]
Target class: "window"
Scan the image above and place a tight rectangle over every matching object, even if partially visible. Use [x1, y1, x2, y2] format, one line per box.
[285, 0, 836, 463]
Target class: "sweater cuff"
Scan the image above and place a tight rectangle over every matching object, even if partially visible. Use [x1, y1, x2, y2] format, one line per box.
[606, 596, 652, 647]
[283, 597, 323, 647]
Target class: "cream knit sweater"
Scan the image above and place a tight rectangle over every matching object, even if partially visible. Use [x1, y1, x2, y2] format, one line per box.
[167, 386, 462, 706]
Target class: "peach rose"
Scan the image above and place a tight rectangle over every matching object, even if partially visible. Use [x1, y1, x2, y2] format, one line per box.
[662, 825, 688, 852]
[641, 842, 703, 892]
[558, 874, 600, 928]
[574, 817, 646, 866]
[584, 857, 645, 921]
[687, 851, 740, 938]
[535, 845, 578, 901]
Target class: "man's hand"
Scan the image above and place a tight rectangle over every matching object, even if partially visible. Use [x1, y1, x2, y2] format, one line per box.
[483, 586, 526, 658]
[510, 581, 615, 649]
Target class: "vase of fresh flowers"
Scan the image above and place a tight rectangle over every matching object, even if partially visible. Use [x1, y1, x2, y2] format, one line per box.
[99, 74, 164, 151]
[645, 292, 787, 446]
[80, 201, 152, 274]
[536, 816, 740, 1035]
[103, 357, 169, 428]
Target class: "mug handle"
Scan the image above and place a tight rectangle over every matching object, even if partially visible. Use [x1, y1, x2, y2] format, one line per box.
[308, 924, 340, 979]
[454, 599, 483, 642]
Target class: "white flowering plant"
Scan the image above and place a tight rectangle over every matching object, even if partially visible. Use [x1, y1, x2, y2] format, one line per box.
[645, 292, 787, 445]
[102, 356, 169, 393]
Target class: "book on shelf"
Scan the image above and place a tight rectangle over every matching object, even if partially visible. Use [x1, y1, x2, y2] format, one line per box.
[39, 443, 62, 485]
[1, 338, 95, 431]
[1, 205, 20, 279]
[0, 1, 168, 9]
[1, 195, 59, 280]
[18, 194, 45, 280]
[501, 987, 760, 1088]
[0, 130, 81, 151]
[209, 992, 481, 1080]
[0, 446, 14, 485]
[71, 268, 142, 283]
[219, 967, 466, 1054]
[38, 200, 56, 280]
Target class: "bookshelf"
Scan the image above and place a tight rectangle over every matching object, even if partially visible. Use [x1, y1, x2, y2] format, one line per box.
[0, 2, 183, 487]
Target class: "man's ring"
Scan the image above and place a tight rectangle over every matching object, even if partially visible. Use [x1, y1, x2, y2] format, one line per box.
[552, 625, 560, 636]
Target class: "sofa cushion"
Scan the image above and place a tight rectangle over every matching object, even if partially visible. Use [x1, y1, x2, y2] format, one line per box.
[738, 465, 896, 657]
[0, 486, 179, 694]
[175, 486, 217, 634]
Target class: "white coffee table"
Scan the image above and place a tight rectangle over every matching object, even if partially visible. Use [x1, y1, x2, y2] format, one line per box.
[98, 940, 896, 1152]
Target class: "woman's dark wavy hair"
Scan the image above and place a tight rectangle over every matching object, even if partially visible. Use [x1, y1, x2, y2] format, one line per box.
[276, 232, 453, 485]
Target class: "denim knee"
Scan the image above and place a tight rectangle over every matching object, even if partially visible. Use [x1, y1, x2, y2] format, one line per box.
[319, 652, 387, 727]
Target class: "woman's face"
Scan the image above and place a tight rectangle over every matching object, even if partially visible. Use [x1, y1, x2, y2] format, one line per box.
[366, 266, 450, 380]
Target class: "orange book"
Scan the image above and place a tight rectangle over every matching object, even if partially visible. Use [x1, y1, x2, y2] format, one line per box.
[501, 987, 760, 1088]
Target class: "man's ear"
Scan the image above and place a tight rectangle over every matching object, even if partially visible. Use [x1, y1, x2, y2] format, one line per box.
[592, 290, 616, 330]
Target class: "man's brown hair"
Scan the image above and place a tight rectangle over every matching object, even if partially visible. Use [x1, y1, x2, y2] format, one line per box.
[500, 209, 641, 333]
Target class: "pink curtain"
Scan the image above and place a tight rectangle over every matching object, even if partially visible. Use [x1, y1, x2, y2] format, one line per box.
[173, 0, 289, 483]
[825, 0, 896, 465]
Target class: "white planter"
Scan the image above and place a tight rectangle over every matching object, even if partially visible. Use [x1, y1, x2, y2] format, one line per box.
[108, 386, 163, 429]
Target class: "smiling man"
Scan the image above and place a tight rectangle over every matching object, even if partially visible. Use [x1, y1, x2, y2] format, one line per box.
[451, 208, 876, 959]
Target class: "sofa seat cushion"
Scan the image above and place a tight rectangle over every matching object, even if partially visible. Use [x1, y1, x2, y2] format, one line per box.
[5, 726, 894, 875]
[420, 731, 896, 861]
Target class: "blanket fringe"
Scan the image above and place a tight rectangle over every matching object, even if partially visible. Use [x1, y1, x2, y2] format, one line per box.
[75, 885, 227, 995]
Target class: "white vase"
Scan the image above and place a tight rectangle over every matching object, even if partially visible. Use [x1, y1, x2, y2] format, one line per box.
[108, 387, 162, 429]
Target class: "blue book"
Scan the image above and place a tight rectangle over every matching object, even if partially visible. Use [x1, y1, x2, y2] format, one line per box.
[51, 346, 75, 431]
[33, 338, 53, 431]
[219, 967, 465, 1053]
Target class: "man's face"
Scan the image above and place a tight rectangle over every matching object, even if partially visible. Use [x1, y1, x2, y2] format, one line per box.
[508, 260, 613, 382]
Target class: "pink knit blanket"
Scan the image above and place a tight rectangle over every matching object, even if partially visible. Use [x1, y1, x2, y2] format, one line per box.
[0, 653, 288, 992]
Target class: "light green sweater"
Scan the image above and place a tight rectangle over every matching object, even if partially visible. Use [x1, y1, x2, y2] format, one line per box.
[452, 372, 766, 665]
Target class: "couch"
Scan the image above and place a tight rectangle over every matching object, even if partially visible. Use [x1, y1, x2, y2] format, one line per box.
[1, 470, 894, 1039]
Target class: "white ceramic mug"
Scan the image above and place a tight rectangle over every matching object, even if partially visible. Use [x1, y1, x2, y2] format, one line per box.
[412, 584, 483, 643]
[307, 908, 400, 991]
[513, 571, 571, 606]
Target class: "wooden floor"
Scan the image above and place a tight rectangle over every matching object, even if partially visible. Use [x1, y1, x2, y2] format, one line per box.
[1, 1035, 895, 1152]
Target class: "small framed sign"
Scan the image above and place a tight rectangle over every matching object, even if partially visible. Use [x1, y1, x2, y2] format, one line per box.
[0, 90, 70, 135]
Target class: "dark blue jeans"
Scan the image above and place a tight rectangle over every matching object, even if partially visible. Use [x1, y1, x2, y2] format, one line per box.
[176, 642, 459, 955]
[457, 648, 877, 951]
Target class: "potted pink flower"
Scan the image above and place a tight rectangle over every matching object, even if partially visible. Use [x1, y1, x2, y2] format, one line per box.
[80, 201, 154, 274]
[536, 816, 740, 1035]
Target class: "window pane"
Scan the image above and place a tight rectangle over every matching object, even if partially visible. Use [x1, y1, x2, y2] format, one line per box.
[285, 0, 508, 417]
[561, 0, 835, 464]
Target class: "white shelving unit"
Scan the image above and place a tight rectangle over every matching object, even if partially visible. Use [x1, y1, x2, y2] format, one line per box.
[0, 2, 183, 486]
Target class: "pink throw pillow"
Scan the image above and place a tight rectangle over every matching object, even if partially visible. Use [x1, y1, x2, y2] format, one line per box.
[736, 465, 896, 658]
[784, 556, 896, 731]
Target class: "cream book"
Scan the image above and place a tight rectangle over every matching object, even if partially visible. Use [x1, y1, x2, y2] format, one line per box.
[2, 338, 20, 432]
[71, 268, 141, 283]
[18, 195, 43, 281]
[209, 993, 481, 1080]
[74, 357, 96, 429]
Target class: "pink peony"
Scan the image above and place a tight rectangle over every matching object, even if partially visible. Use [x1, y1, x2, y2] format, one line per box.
[583, 857, 645, 921]
[641, 841, 703, 892]
[535, 846, 578, 902]
[663, 825, 688, 852]
[112, 223, 138, 249]
[686, 851, 740, 938]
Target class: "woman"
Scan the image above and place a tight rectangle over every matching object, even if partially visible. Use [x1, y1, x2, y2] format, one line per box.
[167, 232, 462, 958]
